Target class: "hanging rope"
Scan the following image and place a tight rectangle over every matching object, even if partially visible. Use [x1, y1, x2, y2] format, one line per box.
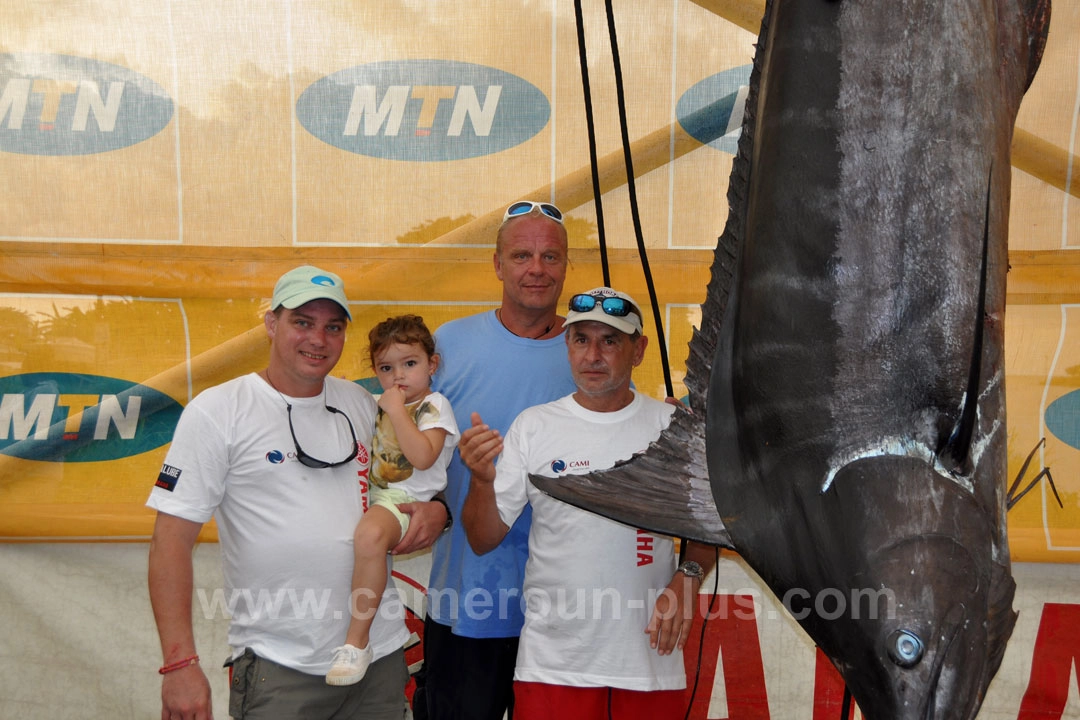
[573, 0, 611, 287]
[602, 0, 675, 398]
[571, 0, 675, 398]
[574, 10, 701, 711]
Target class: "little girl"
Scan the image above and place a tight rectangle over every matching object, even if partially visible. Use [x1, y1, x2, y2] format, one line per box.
[326, 314, 459, 686]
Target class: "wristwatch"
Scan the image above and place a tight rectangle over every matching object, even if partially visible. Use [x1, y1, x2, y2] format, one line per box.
[676, 560, 704, 581]
[431, 495, 453, 533]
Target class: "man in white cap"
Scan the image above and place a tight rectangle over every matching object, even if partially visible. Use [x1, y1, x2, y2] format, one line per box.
[147, 265, 449, 720]
[459, 287, 716, 720]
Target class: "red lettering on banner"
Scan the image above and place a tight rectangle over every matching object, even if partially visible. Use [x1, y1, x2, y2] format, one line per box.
[1018, 603, 1080, 719]
[683, 594, 770, 719]
[813, 648, 860, 719]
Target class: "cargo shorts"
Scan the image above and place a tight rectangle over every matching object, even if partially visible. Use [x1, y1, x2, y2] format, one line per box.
[226, 647, 408, 719]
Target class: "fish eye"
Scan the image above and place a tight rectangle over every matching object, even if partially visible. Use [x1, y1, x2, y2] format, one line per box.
[886, 629, 924, 668]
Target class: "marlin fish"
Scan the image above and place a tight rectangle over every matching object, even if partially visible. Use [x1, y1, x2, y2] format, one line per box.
[532, 0, 1049, 717]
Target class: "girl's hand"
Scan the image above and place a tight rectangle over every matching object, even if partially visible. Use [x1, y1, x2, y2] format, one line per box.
[378, 385, 407, 413]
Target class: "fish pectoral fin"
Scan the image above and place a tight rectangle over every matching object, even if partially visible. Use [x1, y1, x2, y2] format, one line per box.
[529, 409, 732, 546]
[938, 167, 992, 473]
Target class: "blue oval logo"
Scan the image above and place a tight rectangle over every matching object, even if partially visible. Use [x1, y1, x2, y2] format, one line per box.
[1046, 390, 1080, 451]
[676, 65, 752, 155]
[297, 60, 550, 161]
[0, 373, 183, 461]
[0, 53, 173, 155]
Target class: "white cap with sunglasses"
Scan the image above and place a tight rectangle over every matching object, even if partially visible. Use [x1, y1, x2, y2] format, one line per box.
[564, 287, 644, 336]
[502, 200, 564, 225]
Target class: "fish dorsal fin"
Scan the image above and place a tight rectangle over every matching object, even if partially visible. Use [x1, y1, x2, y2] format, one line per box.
[683, 0, 774, 417]
[530, 407, 732, 547]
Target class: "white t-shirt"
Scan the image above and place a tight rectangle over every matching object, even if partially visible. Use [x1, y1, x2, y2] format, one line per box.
[493, 391, 684, 691]
[146, 373, 409, 674]
[370, 390, 458, 501]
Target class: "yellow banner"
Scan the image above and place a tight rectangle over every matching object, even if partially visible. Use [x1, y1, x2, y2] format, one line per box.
[0, 0, 1078, 560]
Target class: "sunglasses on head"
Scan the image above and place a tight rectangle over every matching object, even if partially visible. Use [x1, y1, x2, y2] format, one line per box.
[285, 402, 359, 468]
[568, 293, 636, 318]
[502, 201, 564, 225]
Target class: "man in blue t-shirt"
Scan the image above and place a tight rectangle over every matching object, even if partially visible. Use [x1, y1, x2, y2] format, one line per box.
[417, 201, 576, 720]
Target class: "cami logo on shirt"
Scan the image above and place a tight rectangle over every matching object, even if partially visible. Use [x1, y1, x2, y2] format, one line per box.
[550, 458, 590, 473]
[0, 372, 183, 461]
[263, 444, 370, 466]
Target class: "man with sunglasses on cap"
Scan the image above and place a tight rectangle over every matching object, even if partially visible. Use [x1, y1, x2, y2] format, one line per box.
[147, 265, 449, 720]
[458, 287, 716, 720]
[417, 201, 576, 720]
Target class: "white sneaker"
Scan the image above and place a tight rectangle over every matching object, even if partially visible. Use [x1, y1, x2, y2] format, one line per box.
[325, 643, 373, 686]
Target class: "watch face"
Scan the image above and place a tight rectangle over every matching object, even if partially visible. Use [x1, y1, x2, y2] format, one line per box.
[680, 561, 703, 578]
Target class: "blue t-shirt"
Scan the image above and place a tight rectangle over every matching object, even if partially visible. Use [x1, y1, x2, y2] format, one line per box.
[428, 310, 576, 638]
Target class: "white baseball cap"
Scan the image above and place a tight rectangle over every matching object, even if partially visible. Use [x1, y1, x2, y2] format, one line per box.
[270, 265, 352, 320]
[564, 287, 643, 335]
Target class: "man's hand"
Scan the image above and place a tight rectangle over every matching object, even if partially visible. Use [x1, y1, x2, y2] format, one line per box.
[458, 412, 502, 483]
[459, 412, 511, 555]
[392, 499, 449, 555]
[149, 512, 210, 719]
[160, 663, 213, 720]
[645, 571, 699, 656]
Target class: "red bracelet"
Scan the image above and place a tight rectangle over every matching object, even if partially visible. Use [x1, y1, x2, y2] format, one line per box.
[159, 655, 200, 674]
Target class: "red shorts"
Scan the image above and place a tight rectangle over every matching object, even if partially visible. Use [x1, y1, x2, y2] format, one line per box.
[514, 680, 688, 720]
